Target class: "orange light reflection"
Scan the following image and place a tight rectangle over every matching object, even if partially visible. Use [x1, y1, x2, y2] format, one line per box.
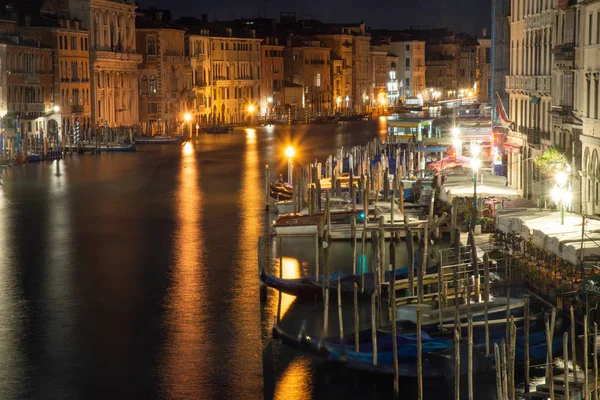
[274, 357, 313, 400]
[163, 141, 208, 397]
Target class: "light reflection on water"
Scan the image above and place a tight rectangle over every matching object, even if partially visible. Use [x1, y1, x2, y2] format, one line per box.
[274, 356, 313, 400]
[163, 141, 209, 398]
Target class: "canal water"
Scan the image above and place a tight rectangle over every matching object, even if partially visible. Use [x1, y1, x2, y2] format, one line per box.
[0, 120, 539, 399]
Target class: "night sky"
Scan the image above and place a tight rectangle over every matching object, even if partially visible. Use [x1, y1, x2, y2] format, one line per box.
[146, 0, 492, 36]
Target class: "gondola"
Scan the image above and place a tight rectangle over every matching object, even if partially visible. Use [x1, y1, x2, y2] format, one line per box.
[269, 182, 293, 200]
[260, 266, 413, 298]
[272, 323, 493, 378]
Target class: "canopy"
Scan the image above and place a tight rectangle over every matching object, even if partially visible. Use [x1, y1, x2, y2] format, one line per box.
[427, 154, 472, 172]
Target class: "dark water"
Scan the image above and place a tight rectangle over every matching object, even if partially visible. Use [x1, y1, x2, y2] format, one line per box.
[0, 120, 529, 399]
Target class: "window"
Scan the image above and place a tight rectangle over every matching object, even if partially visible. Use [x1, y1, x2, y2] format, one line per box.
[148, 103, 157, 113]
[597, 12, 600, 44]
[590, 13, 593, 45]
[292, 53, 298, 61]
[438, 69, 442, 77]
[315, 72, 321, 87]
[149, 75, 157, 94]
[405, 44, 410, 51]
[140, 76, 148, 94]
[405, 78, 410, 87]
[405, 58, 410, 67]
[147, 36, 156, 55]
[485, 47, 491, 63]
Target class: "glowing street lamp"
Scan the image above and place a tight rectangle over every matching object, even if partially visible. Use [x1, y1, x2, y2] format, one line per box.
[183, 113, 192, 139]
[553, 170, 571, 225]
[451, 126, 462, 160]
[471, 142, 481, 229]
[285, 145, 295, 183]
[53, 105, 60, 113]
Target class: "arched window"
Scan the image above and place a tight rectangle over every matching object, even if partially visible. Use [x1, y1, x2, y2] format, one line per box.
[149, 75, 157, 94]
[140, 75, 148, 94]
[147, 36, 156, 55]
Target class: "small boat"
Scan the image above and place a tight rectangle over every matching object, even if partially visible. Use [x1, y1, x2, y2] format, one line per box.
[27, 154, 42, 163]
[272, 323, 492, 377]
[273, 209, 367, 236]
[81, 144, 136, 152]
[260, 266, 413, 298]
[275, 195, 353, 214]
[396, 297, 526, 329]
[134, 136, 182, 145]
[270, 182, 293, 200]
[205, 125, 232, 134]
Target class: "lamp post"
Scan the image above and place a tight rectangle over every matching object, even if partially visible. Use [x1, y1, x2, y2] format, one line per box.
[184, 112, 192, 140]
[451, 126, 461, 162]
[471, 143, 481, 229]
[285, 145, 295, 184]
[247, 104, 255, 126]
[266, 97, 273, 120]
[552, 170, 571, 225]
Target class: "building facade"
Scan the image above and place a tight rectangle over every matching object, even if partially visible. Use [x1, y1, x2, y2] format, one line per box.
[67, 0, 142, 128]
[185, 32, 211, 126]
[209, 35, 261, 124]
[136, 14, 189, 133]
[506, 0, 554, 203]
[391, 40, 425, 100]
[284, 38, 332, 117]
[1, 37, 54, 139]
[477, 35, 492, 103]
[316, 32, 353, 112]
[20, 16, 92, 139]
[261, 37, 284, 118]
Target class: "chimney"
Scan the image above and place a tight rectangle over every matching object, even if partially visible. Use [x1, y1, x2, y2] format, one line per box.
[482, 28, 488, 38]
[73, 20, 80, 29]
[65, 19, 70, 28]
[58, 19, 64, 27]
[155, 11, 163, 21]
[225, 28, 232, 37]
[24, 15, 31, 27]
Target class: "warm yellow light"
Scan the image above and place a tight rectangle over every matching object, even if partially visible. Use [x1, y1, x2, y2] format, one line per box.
[551, 186, 561, 203]
[471, 158, 481, 171]
[467, 90, 474, 97]
[451, 127, 460, 138]
[247, 105, 256, 113]
[285, 146, 295, 159]
[184, 113, 192, 122]
[336, 96, 342, 104]
[470, 143, 480, 158]
[267, 97, 273, 103]
[555, 171, 567, 187]
[183, 141, 193, 156]
[53, 105, 60, 113]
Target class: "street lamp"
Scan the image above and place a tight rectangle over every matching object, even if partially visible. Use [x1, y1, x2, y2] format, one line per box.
[53, 105, 60, 113]
[285, 145, 295, 184]
[470, 143, 481, 229]
[451, 126, 461, 161]
[247, 104, 255, 125]
[336, 96, 342, 113]
[184, 112, 192, 139]
[552, 170, 571, 225]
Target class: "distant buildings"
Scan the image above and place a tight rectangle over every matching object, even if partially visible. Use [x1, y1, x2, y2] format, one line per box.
[0, 5, 493, 137]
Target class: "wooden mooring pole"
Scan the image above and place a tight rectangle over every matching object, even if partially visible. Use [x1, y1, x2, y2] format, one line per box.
[417, 306, 423, 400]
[371, 293, 378, 366]
[564, 331, 570, 400]
[545, 315, 555, 400]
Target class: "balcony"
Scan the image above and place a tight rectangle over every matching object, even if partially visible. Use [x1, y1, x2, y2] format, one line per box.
[539, 130, 551, 141]
[8, 103, 45, 113]
[93, 50, 142, 64]
[71, 105, 84, 114]
[553, 43, 575, 61]
[525, 127, 541, 146]
[309, 60, 325, 65]
[165, 55, 184, 63]
[145, 54, 158, 63]
[505, 75, 551, 94]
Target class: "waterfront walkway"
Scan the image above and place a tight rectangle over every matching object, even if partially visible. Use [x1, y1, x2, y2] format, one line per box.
[496, 207, 600, 265]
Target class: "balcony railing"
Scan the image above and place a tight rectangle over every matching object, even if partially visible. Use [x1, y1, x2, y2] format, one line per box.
[71, 105, 84, 113]
[553, 43, 575, 61]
